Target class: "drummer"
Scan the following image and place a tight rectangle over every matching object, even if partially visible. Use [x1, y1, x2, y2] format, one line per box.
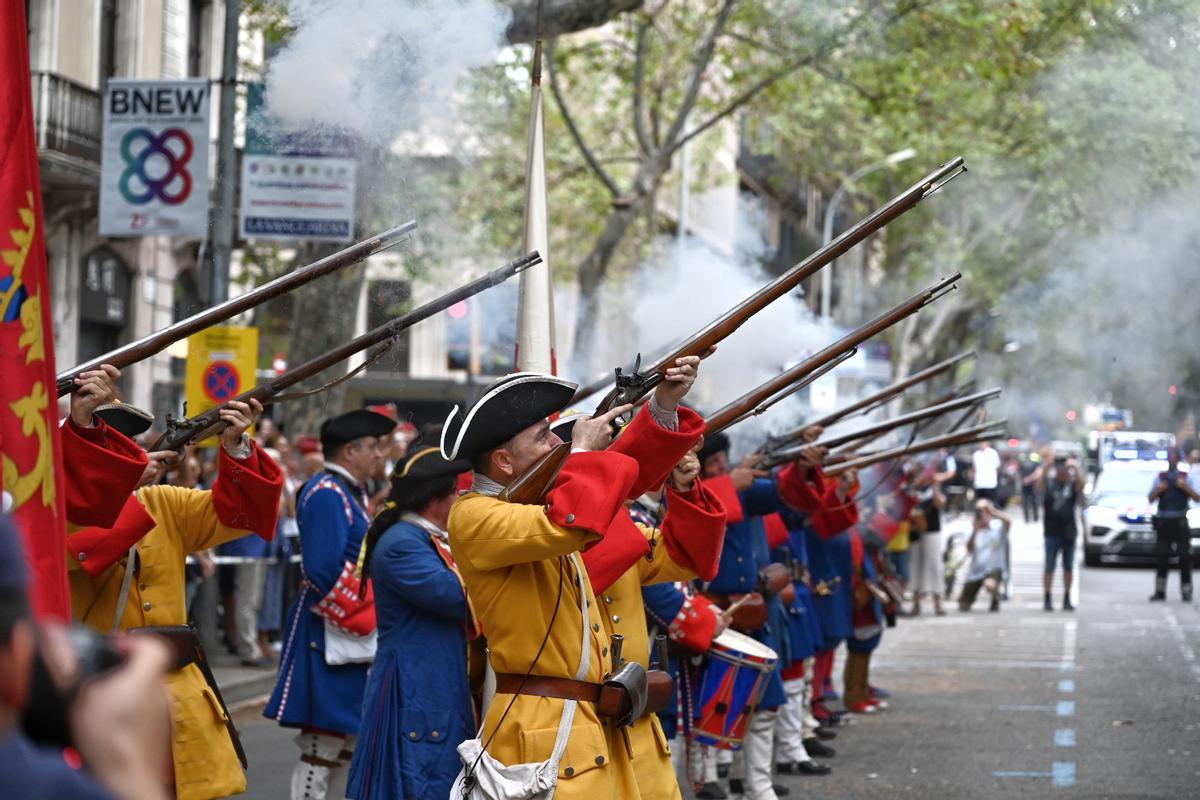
[698, 435, 831, 800]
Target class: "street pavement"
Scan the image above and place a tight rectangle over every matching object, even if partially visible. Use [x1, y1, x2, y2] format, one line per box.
[232, 513, 1200, 799]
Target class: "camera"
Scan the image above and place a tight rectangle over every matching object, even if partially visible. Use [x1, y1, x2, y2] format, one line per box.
[21, 625, 126, 749]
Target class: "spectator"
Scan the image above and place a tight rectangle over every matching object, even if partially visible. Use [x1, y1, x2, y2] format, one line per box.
[1019, 452, 1042, 523]
[959, 499, 1012, 612]
[970, 440, 1002, 503]
[0, 514, 172, 800]
[295, 434, 325, 482]
[1037, 456, 1083, 611]
[257, 447, 298, 657]
[910, 469, 947, 616]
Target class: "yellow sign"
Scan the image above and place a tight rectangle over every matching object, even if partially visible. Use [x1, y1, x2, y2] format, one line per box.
[185, 325, 259, 445]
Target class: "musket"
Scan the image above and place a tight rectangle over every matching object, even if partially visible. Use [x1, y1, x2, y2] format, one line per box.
[151, 251, 541, 452]
[56, 221, 418, 397]
[823, 420, 1009, 477]
[803, 386, 1001, 453]
[703, 273, 963, 438]
[499, 157, 968, 505]
[592, 158, 966, 417]
[568, 337, 684, 407]
[762, 350, 976, 453]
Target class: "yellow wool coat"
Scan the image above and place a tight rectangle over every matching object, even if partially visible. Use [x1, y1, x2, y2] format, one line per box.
[448, 451, 642, 800]
[69, 447, 282, 800]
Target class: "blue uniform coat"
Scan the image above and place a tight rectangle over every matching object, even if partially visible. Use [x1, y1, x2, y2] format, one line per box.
[805, 526, 854, 650]
[707, 477, 789, 709]
[265, 470, 371, 734]
[347, 518, 474, 800]
[771, 510, 823, 664]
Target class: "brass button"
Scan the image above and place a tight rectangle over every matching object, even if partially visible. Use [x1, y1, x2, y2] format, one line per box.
[310, 642, 318, 649]
[602, 647, 608, 656]
[138, 582, 147, 591]
[408, 731, 418, 740]
[604, 596, 613, 604]
[612, 615, 621, 623]
[564, 767, 575, 777]
[76, 552, 87, 562]
[431, 730, 440, 739]
[565, 513, 576, 524]
[142, 601, 153, 611]
[593, 623, 600, 632]
[736, 556, 743, 563]
[595, 755, 605, 765]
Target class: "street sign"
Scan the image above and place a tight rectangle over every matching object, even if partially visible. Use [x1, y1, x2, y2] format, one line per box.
[185, 326, 258, 444]
[99, 79, 211, 236]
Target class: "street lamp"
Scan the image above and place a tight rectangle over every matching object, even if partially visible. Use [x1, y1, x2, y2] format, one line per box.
[819, 147, 918, 320]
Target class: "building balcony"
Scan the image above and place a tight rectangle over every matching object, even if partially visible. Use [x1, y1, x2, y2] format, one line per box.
[31, 71, 102, 188]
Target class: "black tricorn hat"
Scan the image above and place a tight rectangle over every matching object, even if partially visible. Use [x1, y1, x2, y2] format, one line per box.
[698, 430, 731, 464]
[440, 373, 577, 460]
[94, 402, 154, 438]
[548, 411, 586, 444]
[392, 446, 470, 482]
[320, 409, 397, 448]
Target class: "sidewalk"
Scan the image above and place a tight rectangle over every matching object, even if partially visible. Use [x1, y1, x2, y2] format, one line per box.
[210, 648, 279, 709]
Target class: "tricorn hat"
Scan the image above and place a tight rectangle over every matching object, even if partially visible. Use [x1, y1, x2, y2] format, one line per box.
[319, 409, 397, 448]
[440, 373, 577, 461]
[94, 402, 154, 438]
[393, 446, 470, 483]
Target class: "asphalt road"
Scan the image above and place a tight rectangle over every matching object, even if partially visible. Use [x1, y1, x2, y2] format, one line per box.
[233, 514, 1200, 799]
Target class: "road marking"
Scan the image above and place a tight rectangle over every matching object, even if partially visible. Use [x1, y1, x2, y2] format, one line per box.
[1058, 679, 1075, 692]
[1163, 608, 1198, 673]
[1056, 700, 1075, 716]
[993, 771, 1050, 779]
[998, 704, 1054, 711]
[1052, 761, 1077, 787]
[876, 657, 1072, 671]
[1055, 729, 1076, 747]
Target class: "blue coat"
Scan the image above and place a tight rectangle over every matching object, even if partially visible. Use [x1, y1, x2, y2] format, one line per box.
[707, 477, 788, 709]
[347, 519, 474, 800]
[805, 526, 854, 650]
[771, 511, 823, 664]
[265, 470, 371, 734]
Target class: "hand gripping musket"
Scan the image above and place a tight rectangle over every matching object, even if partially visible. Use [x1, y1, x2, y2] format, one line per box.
[55, 222, 418, 397]
[702, 273, 963, 440]
[761, 350, 976, 453]
[151, 252, 541, 453]
[499, 157, 968, 505]
[823, 419, 1008, 478]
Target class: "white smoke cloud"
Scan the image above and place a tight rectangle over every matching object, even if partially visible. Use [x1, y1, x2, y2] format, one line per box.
[261, 0, 512, 144]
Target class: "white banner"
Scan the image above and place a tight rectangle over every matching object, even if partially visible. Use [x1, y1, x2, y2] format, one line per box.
[239, 154, 356, 242]
[99, 79, 210, 236]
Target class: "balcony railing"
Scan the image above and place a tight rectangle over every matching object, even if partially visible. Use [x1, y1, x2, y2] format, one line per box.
[31, 71, 102, 164]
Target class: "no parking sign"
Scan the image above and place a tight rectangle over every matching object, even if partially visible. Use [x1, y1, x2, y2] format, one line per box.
[185, 326, 259, 445]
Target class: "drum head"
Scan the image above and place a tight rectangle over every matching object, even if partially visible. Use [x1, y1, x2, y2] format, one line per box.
[713, 629, 778, 660]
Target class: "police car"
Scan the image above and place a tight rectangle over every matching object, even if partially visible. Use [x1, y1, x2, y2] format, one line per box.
[1083, 459, 1200, 566]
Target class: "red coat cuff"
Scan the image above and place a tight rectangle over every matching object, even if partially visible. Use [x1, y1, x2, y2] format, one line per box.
[580, 512, 650, 594]
[211, 441, 284, 539]
[67, 495, 157, 576]
[812, 483, 860, 538]
[668, 593, 720, 653]
[544, 451, 639, 536]
[703, 474, 745, 525]
[659, 478, 728, 581]
[764, 512, 790, 550]
[61, 417, 149, 528]
[778, 462, 827, 514]
[609, 404, 704, 499]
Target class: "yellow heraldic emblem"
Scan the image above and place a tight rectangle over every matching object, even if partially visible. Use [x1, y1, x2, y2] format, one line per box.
[1, 189, 55, 511]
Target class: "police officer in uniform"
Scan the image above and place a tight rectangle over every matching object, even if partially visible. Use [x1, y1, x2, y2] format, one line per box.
[1149, 448, 1200, 602]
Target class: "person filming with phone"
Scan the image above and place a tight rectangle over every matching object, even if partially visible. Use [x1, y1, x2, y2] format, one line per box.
[1148, 447, 1200, 603]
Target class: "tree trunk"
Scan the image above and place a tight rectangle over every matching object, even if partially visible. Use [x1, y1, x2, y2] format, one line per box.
[571, 200, 642, 374]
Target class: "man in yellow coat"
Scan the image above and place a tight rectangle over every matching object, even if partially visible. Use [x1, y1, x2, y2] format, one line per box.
[68, 398, 283, 800]
[443, 359, 703, 800]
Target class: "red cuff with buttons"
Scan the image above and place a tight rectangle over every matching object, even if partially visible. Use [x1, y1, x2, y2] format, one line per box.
[658, 477, 728, 581]
[811, 483, 860, 539]
[67, 494, 156, 576]
[210, 440, 285, 539]
[608, 404, 705, 500]
[778, 462, 828, 514]
[544, 450, 640, 536]
[702, 474, 746, 525]
[580, 511, 651, 594]
[668, 592, 720, 653]
[61, 417, 148, 528]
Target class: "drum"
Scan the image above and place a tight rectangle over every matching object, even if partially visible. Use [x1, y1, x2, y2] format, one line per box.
[691, 629, 778, 749]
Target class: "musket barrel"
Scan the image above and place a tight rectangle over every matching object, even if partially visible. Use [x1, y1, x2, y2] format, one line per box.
[595, 157, 967, 414]
[150, 250, 541, 452]
[56, 221, 418, 397]
[703, 272, 963, 437]
[809, 386, 1001, 450]
[824, 420, 1008, 476]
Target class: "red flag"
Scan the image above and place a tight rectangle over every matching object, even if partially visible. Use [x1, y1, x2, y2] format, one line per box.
[1, 0, 71, 620]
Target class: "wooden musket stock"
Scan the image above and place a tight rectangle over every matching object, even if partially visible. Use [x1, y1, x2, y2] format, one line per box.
[56, 221, 418, 397]
[823, 420, 1008, 477]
